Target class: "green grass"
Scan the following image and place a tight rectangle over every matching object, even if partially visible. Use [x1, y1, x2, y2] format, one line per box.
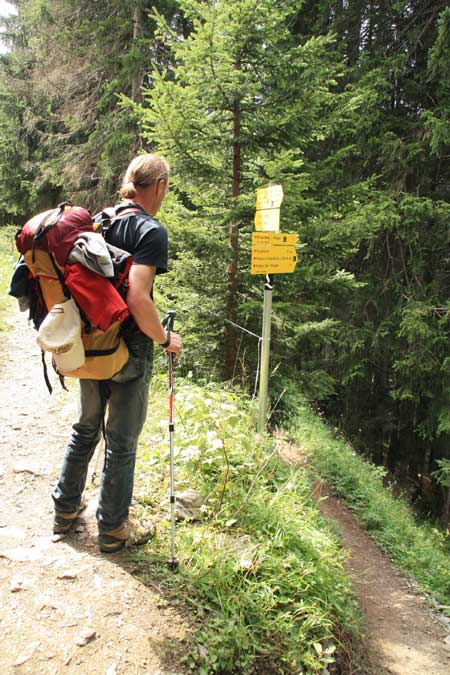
[130, 377, 361, 674]
[0, 225, 19, 331]
[287, 395, 450, 609]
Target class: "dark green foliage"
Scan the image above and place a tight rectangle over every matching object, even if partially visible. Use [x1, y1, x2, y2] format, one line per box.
[125, 0, 355, 378]
[0, 0, 180, 215]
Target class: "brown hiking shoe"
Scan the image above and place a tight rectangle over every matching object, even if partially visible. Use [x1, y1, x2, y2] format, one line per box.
[53, 498, 87, 535]
[98, 519, 155, 553]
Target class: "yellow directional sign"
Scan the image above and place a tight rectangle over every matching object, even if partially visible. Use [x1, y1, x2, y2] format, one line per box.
[251, 242, 298, 275]
[255, 184, 284, 232]
[252, 232, 298, 245]
[256, 185, 284, 211]
[254, 209, 280, 232]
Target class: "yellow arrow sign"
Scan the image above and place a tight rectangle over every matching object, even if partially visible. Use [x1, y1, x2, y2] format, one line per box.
[254, 209, 280, 232]
[252, 232, 298, 245]
[255, 184, 284, 232]
[251, 244, 297, 275]
[256, 185, 284, 211]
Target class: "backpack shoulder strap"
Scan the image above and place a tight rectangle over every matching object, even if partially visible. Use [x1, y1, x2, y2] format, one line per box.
[94, 204, 143, 238]
[93, 207, 115, 233]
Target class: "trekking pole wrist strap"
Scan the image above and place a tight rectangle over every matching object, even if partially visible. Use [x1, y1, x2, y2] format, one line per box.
[160, 331, 170, 348]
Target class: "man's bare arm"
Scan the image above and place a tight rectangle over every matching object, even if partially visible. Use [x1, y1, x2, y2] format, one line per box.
[127, 264, 182, 355]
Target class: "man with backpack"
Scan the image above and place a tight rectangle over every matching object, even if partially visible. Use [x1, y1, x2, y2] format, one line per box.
[51, 153, 182, 552]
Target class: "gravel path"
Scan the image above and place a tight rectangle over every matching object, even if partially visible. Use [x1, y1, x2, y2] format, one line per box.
[0, 310, 188, 675]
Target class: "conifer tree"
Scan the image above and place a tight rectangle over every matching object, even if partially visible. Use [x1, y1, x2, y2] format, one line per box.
[132, 0, 347, 378]
[292, 0, 450, 520]
[0, 0, 179, 214]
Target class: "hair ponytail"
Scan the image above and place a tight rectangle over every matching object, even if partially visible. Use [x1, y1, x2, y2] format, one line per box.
[120, 181, 137, 199]
[119, 154, 170, 200]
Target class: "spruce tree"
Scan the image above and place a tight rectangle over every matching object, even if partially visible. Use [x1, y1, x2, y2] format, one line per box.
[132, 0, 348, 379]
[0, 0, 179, 215]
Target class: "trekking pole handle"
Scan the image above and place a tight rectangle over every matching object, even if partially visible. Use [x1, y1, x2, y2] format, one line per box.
[164, 310, 176, 332]
[162, 310, 176, 348]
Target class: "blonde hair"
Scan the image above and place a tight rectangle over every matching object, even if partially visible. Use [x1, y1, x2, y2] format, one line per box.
[120, 154, 170, 200]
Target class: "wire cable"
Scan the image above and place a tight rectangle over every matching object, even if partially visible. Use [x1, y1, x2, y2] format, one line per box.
[206, 310, 264, 397]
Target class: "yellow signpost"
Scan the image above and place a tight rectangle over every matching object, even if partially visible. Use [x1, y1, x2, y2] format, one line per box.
[252, 185, 299, 432]
[254, 209, 280, 231]
[256, 185, 284, 210]
[251, 245, 297, 275]
[252, 232, 298, 245]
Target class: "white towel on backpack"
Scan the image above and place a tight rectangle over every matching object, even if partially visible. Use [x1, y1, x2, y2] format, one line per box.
[67, 232, 114, 277]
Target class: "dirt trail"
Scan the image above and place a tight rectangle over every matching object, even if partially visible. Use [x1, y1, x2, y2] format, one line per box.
[0, 310, 188, 675]
[279, 442, 450, 675]
[319, 491, 450, 675]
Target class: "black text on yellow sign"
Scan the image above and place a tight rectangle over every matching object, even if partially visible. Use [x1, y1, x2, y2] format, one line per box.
[252, 232, 298, 245]
[251, 232, 299, 275]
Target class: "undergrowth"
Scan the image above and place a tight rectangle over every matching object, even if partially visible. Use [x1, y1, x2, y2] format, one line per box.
[0, 226, 17, 330]
[131, 376, 361, 674]
[287, 393, 450, 609]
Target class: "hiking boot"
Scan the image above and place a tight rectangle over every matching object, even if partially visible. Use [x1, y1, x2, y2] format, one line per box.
[98, 519, 155, 553]
[53, 498, 87, 535]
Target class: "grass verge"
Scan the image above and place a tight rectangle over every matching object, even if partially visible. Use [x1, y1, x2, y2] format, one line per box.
[287, 395, 450, 609]
[0, 225, 18, 331]
[131, 376, 361, 674]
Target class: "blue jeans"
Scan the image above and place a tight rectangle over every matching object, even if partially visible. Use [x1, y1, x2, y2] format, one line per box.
[52, 334, 153, 532]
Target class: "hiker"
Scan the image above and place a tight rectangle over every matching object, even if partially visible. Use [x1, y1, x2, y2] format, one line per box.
[52, 153, 182, 552]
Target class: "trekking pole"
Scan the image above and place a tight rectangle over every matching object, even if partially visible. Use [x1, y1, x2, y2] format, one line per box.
[162, 310, 178, 571]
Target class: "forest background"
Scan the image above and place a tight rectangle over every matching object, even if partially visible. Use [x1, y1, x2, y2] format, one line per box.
[0, 0, 449, 524]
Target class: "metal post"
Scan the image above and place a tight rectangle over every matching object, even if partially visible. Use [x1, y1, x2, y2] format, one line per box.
[257, 274, 273, 433]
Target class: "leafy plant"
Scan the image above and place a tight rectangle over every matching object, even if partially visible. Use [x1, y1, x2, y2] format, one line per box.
[0, 225, 18, 332]
[132, 378, 361, 674]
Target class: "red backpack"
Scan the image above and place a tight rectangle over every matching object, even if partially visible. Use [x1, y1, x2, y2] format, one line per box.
[14, 202, 137, 384]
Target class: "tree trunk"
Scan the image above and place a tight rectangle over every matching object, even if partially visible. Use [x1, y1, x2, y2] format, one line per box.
[441, 487, 450, 529]
[131, 5, 143, 104]
[224, 93, 241, 380]
[130, 5, 143, 154]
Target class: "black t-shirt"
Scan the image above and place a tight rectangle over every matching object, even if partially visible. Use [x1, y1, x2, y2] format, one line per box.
[105, 203, 168, 274]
